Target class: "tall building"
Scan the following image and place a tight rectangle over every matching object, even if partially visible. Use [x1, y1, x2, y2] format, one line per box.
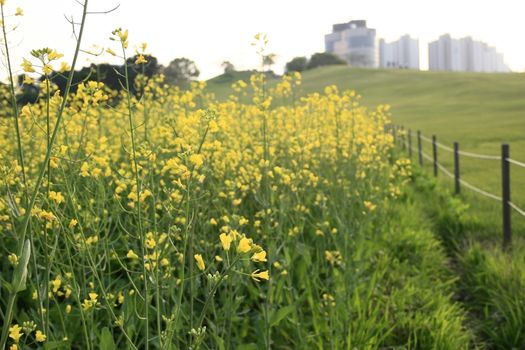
[325, 20, 378, 68]
[379, 35, 420, 69]
[429, 34, 510, 72]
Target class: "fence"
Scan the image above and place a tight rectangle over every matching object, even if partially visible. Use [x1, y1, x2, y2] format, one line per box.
[389, 125, 525, 249]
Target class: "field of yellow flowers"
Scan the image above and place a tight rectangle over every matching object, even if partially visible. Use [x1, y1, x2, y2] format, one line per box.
[0, 3, 477, 350]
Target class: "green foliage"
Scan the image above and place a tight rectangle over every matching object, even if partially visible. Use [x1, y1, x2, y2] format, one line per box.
[459, 244, 525, 349]
[221, 60, 235, 74]
[285, 56, 308, 73]
[306, 52, 346, 70]
[162, 57, 200, 87]
[408, 168, 525, 349]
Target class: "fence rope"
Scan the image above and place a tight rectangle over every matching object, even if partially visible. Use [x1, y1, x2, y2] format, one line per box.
[510, 202, 525, 218]
[459, 179, 502, 202]
[408, 145, 503, 202]
[507, 158, 525, 169]
[419, 135, 455, 152]
[457, 150, 501, 161]
[412, 131, 501, 160]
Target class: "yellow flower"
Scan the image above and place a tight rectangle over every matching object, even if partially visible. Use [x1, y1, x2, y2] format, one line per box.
[68, 219, 78, 228]
[219, 233, 232, 251]
[21, 105, 31, 117]
[23, 75, 34, 85]
[59, 61, 71, 73]
[48, 191, 65, 204]
[237, 237, 252, 253]
[251, 269, 270, 282]
[194, 254, 205, 271]
[21, 58, 35, 73]
[80, 162, 90, 177]
[251, 250, 267, 262]
[43, 64, 53, 75]
[135, 54, 147, 65]
[15, 7, 23, 16]
[10, 344, 18, 350]
[363, 200, 377, 211]
[127, 249, 139, 259]
[189, 154, 204, 168]
[35, 330, 47, 342]
[145, 237, 156, 249]
[48, 50, 63, 61]
[51, 276, 62, 293]
[65, 304, 72, 313]
[8, 324, 23, 343]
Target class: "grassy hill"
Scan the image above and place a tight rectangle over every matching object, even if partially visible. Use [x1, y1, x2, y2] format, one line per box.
[206, 66, 525, 238]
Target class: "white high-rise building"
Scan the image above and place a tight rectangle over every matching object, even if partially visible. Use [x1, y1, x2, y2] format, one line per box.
[379, 35, 419, 69]
[429, 34, 510, 72]
[325, 20, 378, 68]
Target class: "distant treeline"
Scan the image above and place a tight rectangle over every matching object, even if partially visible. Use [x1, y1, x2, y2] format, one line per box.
[15, 55, 200, 105]
[285, 52, 347, 73]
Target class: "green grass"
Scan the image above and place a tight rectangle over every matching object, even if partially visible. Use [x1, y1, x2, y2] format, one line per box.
[410, 169, 525, 349]
[206, 66, 525, 238]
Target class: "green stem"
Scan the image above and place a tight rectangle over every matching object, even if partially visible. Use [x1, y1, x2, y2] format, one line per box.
[0, 4, 28, 201]
[0, 1, 90, 348]
[121, 44, 149, 350]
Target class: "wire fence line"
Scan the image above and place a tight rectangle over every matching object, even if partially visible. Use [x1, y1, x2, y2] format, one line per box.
[409, 145, 503, 202]
[510, 202, 525, 217]
[419, 133, 501, 160]
[394, 125, 525, 249]
[418, 130, 525, 167]
[420, 135, 455, 153]
[507, 158, 525, 169]
[457, 150, 501, 161]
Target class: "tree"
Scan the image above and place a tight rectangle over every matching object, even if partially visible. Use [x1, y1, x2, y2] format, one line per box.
[162, 58, 200, 87]
[126, 54, 161, 79]
[263, 53, 277, 71]
[221, 60, 235, 74]
[307, 52, 346, 70]
[285, 56, 308, 73]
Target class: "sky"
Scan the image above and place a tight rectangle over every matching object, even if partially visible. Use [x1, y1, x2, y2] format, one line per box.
[2, 0, 525, 79]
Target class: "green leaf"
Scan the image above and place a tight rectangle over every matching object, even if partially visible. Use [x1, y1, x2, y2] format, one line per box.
[236, 343, 258, 350]
[43, 340, 70, 350]
[12, 239, 31, 292]
[100, 327, 116, 350]
[269, 305, 295, 328]
[212, 334, 226, 350]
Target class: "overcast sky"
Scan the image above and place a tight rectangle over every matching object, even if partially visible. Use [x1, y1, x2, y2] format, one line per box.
[3, 0, 524, 79]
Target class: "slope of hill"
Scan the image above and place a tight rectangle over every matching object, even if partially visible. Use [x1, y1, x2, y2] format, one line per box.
[206, 66, 525, 237]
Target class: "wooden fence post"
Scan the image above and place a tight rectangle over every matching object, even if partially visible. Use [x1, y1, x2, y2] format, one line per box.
[393, 125, 397, 145]
[401, 126, 407, 151]
[454, 142, 460, 194]
[408, 129, 412, 159]
[417, 130, 423, 166]
[502, 144, 511, 249]
[432, 135, 438, 177]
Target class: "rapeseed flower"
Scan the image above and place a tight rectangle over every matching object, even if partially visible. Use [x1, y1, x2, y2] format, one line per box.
[237, 237, 252, 253]
[219, 233, 232, 251]
[35, 330, 46, 342]
[194, 254, 205, 271]
[8, 324, 23, 343]
[250, 269, 269, 282]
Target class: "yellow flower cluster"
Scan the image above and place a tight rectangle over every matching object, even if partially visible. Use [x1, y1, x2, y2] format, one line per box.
[0, 59, 409, 347]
